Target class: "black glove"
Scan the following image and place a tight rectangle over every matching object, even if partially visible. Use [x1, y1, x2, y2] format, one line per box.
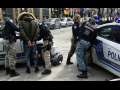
[74, 38, 78, 43]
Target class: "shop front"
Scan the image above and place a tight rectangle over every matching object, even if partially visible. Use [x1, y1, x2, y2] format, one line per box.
[42, 8, 49, 20]
[33, 8, 40, 19]
[63, 8, 71, 17]
[2, 8, 13, 20]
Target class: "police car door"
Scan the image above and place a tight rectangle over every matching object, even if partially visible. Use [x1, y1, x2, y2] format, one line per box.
[91, 25, 120, 77]
[0, 30, 5, 65]
[15, 32, 25, 63]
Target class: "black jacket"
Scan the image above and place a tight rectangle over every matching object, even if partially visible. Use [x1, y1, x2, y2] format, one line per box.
[98, 20, 104, 25]
[3, 20, 19, 37]
[38, 22, 53, 40]
[72, 22, 80, 42]
[79, 21, 97, 45]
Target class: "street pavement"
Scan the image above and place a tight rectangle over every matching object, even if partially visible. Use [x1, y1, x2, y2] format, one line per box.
[0, 27, 117, 81]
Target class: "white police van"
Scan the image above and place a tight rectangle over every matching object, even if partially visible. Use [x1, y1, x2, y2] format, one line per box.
[87, 22, 120, 77]
[0, 30, 56, 65]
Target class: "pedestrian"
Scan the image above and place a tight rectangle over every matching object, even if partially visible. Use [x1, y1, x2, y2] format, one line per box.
[76, 18, 97, 78]
[98, 18, 104, 25]
[66, 14, 81, 65]
[2, 17, 20, 77]
[105, 17, 110, 23]
[18, 12, 40, 74]
[15, 18, 18, 25]
[38, 21, 53, 75]
[110, 17, 115, 23]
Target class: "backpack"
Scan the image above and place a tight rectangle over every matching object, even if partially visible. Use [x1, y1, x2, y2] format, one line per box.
[50, 52, 63, 66]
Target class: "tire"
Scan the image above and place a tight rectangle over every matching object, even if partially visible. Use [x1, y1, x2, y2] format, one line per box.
[53, 24, 56, 30]
[59, 24, 61, 29]
[86, 49, 93, 66]
[65, 24, 67, 27]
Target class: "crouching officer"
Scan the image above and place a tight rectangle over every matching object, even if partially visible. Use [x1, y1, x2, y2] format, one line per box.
[2, 17, 20, 77]
[76, 18, 97, 78]
[38, 22, 53, 75]
[66, 14, 81, 65]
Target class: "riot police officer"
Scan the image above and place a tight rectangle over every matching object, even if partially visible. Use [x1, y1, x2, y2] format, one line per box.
[66, 14, 81, 65]
[38, 22, 53, 75]
[2, 17, 20, 77]
[76, 18, 97, 78]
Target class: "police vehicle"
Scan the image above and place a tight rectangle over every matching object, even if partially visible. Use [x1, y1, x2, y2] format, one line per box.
[0, 30, 56, 65]
[87, 22, 120, 77]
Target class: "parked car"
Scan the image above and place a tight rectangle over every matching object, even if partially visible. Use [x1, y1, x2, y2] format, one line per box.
[84, 17, 91, 21]
[44, 18, 61, 30]
[0, 30, 56, 65]
[87, 22, 120, 77]
[80, 18, 84, 24]
[60, 17, 73, 27]
[0, 21, 3, 28]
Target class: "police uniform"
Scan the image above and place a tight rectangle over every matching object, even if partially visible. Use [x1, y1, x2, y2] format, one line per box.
[2, 19, 20, 77]
[66, 22, 81, 64]
[76, 21, 97, 78]
[38, 22, 53, 74]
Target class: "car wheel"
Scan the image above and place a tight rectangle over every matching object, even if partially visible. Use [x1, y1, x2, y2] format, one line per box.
[65, 24, 67, 27]
[53, 25, 56, 30]
[86, 49, 93, 66]
[59, 24, 61, 29]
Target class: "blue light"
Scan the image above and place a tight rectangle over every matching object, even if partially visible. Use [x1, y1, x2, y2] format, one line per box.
[94, 17, 98, 21]
[118, 18, 120, 21]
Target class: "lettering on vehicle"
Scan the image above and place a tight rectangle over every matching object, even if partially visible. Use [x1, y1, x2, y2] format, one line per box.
[108, 51, 120, 62]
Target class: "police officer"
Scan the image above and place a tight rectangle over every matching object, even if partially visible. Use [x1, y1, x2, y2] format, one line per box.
[38, 21, 53, 75]
[2, 17, 20, 77]
[66, 14, 81, 65]
[76, 18, 97, 78]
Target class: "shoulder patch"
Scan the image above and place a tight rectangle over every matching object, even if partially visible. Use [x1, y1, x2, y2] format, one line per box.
[74, 25, 77, 29]
[39, 22, 42, 25]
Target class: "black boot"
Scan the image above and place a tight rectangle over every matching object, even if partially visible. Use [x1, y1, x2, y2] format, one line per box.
[26, 69, 31, 74]
[77, 70, 87, 78]
[10, 70, 20, 77]
[42, 69, 51, 75]
[35, 67, 39, 73]
[66, 57, 73, 65]
[6, 68, 10, 75]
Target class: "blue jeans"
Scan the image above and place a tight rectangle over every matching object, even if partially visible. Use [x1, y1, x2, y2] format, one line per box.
[23, 43, 38, 70]
[76, 39, 90, 71]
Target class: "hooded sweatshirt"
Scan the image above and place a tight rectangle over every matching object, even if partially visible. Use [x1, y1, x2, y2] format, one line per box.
[18, 12, 40, 43]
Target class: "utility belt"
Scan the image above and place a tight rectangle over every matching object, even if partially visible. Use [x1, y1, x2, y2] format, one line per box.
[4, 35, 16, 43]
[4, 36, 9, 40]
[79, 37, 90, 43]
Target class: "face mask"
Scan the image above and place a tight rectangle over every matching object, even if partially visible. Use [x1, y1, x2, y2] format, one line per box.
[9, 19, 13, 23]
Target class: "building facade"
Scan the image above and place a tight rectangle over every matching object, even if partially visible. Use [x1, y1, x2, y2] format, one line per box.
[0, 8, 52, 24]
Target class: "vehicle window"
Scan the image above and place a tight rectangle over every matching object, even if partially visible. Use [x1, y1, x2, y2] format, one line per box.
[98, 26, 114, 40]
[67, 18, 69, 21]
[0, 30, 3, 38]
[112, 26, 120, 44]
[46, 19, 55, 22]
[57, 19, 60, 21]
[60, 18, 66, 21]
[68, 18, 71, 21]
